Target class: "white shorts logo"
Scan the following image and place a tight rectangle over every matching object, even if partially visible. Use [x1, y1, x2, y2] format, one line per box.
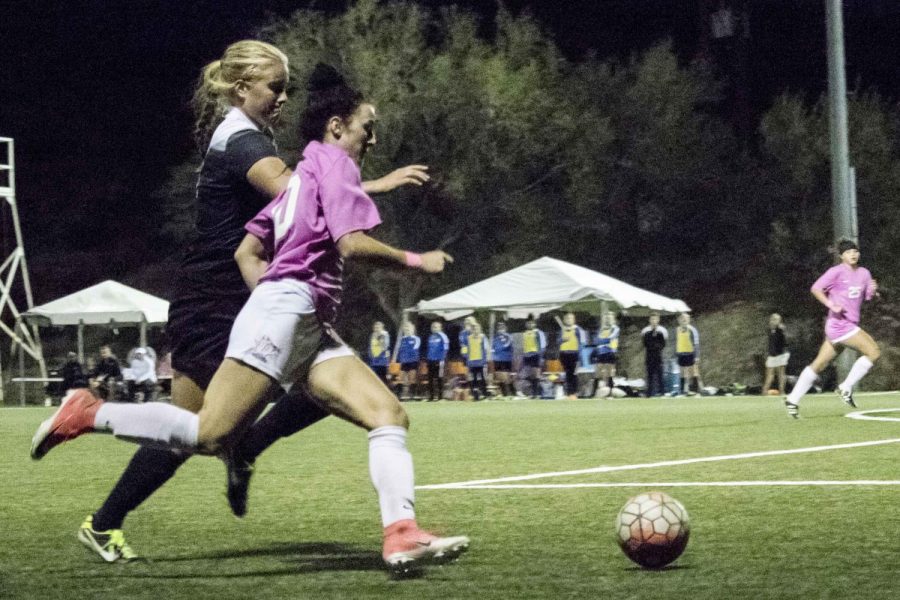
[250, 335, 282, 364]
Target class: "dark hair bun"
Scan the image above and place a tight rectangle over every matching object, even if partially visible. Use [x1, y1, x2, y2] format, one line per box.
[307, 63, 346, 92]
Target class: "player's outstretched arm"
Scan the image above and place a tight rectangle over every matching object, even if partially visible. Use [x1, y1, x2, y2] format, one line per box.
[336, 230, 452, 273]
[362, 165, 430, 194]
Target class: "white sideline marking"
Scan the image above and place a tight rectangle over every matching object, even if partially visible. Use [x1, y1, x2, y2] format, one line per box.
[417, 437, 900, 490]
[431, 480, 900, 490]
[846, 409, 900, 423]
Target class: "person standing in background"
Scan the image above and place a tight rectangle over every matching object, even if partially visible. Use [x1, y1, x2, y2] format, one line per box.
[522, 316, 547, 398]
[424, 321, 449, 401]
[592, 311, 620, 397]
[763, 313, 789, 396]
[674, 313, 701, 395]
[368, 321, 391, 385]
[555, 312, 587, 400]
[397, 322, 421, 400]
[642, 313, 667, 397]
[492, 321, 514, 397]
[464, 321, 489, 400]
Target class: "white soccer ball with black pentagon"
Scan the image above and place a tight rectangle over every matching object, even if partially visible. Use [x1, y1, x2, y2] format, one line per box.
[615, 491, 690, 569]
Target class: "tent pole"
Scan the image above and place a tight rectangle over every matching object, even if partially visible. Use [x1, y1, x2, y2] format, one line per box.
[487, 312, 496, 362]
[487, 312, 496, 389]
[140, 318, 147, 348]
[77, 320, 84, 364]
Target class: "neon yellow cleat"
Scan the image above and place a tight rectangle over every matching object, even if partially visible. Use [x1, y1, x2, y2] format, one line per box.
[77, 515, 141, 563]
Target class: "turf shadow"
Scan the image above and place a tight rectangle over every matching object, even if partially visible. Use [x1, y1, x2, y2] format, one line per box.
[134, 541, 387, 576]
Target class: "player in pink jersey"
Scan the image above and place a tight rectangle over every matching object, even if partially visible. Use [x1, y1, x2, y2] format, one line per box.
[32, 64, 469, 574]
[784, 239, 880, 418]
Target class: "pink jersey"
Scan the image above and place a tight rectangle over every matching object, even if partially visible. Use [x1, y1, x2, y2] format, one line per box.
[245, 141, 382, 324]
[811, 263, 875, 327]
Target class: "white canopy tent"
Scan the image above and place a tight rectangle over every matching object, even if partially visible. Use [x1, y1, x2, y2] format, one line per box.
[24, 280, 170, 363]
[411, 256, 690, 320]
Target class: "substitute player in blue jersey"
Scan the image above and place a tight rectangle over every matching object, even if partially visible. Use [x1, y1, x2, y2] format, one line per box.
[425, 321, 449, 401]
[592, 311, 620, 397]
[368, 321, 391, 385]
[397, 322, 421, 400]
[492, 321, 515, 397]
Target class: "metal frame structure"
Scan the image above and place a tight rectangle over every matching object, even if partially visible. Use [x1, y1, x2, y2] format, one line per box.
[0, 137, 46, 403]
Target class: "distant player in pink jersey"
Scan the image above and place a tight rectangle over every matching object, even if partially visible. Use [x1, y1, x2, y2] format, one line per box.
[784, 239, 880, 418]
[31, 64, 469, 574]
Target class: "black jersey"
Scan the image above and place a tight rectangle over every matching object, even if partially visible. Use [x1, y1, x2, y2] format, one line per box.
[767, 328, 786, 357]
[178, 108, 278, 297]
[168, 108, 279, 388]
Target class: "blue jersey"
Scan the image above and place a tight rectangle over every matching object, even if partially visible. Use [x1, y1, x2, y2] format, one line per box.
[594, 325, 620, 356]
[426, 331, 450, 361]
[397, 335, 421, 364]
[492, 332, 513, 362]
[459, 329, 470, 357]
[368, 331, 390, 367]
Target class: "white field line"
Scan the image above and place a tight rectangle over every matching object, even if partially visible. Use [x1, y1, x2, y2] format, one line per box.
[417, 437, 900, 490]
[431, 480, 900, 490]
[846, 408, 900, 423]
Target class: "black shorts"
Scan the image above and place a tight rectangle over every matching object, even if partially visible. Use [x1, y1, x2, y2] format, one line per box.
[168, 289, 248, 390]
[493, 360, 512, 372]
[522, 355, 541, 369]
[677, 354, 696, 367]
[400, 362, 419, 372]
[592, 353, 617, 365]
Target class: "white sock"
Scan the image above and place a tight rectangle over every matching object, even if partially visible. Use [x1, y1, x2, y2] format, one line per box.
[840, 356, 874, 391]
[787, 366, 818, 405]
[369, 426, 416, 528]
[94, 402, 198, 451]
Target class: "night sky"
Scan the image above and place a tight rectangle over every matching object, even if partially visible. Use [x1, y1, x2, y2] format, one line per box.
[2, 0, 900, 287]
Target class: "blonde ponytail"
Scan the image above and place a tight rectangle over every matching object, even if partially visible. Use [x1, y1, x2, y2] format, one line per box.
[191, 41, 289, 155]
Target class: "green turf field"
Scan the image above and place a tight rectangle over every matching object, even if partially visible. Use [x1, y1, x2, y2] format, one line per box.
[3, 394, 900, 599]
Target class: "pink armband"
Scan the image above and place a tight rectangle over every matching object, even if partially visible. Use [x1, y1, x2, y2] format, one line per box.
[404, 251, 423, 268]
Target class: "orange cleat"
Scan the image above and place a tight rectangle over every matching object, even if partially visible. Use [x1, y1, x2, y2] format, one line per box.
[31, 389, 102, 460]
[382, 519, 469, 575]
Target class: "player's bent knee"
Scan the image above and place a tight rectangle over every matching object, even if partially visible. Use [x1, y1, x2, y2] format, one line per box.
[365, 395, 408, 430]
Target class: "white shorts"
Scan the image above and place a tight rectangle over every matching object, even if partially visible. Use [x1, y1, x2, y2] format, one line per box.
[225, 279, 353, 384]
[765, 352, 790, 368]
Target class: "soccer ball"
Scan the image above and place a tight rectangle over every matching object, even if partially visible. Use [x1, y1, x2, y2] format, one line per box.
[615, 491, 690, 569]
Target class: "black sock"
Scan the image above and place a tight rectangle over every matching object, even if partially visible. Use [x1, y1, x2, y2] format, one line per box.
[237, 391, 329, 463]
[680, 379, 686, 394]
[692, 377, 700, 393]
[436, 377, 444, 400]
[92, 446, 190, 531]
